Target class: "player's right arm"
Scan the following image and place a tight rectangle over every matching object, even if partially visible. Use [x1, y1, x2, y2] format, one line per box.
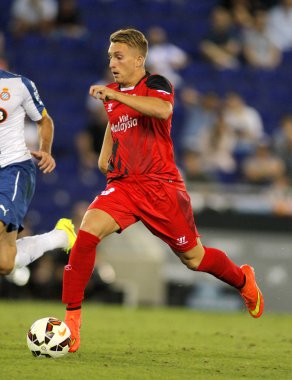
[90, 85, 172, 120]
[98, 123, 113, 175]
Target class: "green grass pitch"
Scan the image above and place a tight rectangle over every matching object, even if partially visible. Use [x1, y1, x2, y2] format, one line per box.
[1, 300, 291, 380]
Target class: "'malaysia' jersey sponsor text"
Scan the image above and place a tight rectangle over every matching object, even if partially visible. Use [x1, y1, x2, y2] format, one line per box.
[111, 114, 138, 133]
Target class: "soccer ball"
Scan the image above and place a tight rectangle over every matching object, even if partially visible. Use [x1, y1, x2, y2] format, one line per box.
[27, 317, 71, 358]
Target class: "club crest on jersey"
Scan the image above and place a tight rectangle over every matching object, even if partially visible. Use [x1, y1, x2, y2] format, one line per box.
[0, 88, 10, 101]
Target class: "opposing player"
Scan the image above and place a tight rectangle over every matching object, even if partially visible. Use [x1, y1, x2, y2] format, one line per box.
[63, 28, 264, 352]
[0, 68, 76, 279]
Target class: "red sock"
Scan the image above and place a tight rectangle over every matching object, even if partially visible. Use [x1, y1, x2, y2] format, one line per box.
[197, 246, 245, 288]
[62, 229, 100, 308]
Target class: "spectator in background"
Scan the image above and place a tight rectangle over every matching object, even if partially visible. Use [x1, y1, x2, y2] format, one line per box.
[265, 175, 292, 216]
[199, 6, 241, 70]
[70, 201, 90, 230]
[75, 104, 107, 171]
[273, 114, 292, 178]
[0, 32, 6, 55]
[222, 92, 264, 160]
[180, 87, 220, 152]
[220, 0, 277, 28]
[199, 114, 237, 182]
[242, 8, 282, 70]
[267, 0, 292, 52]
[0, 33, 9, 71]
[10, 0, 58, 37]
[242, 137, 285, 185]
[220, 0, 254, 29]
[181, 149, 210, 183]
[146, 26, 189, 88]
[54, 0, 88, 39]
[75, 70, 111, 171]
[0, 56, 9, 70]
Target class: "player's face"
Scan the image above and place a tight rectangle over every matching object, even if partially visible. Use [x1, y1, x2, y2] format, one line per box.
[108, 42, 143, 87]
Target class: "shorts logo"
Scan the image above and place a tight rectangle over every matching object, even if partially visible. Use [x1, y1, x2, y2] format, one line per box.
[176, 236, 188, 246]
[0, 88, 10, 101]
[101, 187, 115, 196]
[0, 204, 9, 216]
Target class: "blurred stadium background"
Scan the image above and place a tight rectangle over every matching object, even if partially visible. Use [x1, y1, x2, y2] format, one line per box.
[1, 0, 292, 313]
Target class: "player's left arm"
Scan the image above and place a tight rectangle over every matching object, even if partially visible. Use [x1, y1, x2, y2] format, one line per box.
[31, 112, 56, 174]
[21, 77, 56, 173]
[98, 123, 113, 175]
[90, 76, 173, 120]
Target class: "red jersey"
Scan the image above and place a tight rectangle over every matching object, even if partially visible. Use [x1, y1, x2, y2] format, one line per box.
[103, 73, 185, 190]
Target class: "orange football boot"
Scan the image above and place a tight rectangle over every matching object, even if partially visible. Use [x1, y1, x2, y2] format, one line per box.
[239, 265, 264, 318]
[65, 309, 81, 352]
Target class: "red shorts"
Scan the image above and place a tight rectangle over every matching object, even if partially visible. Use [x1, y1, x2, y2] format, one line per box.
[88, 178, 199, 252]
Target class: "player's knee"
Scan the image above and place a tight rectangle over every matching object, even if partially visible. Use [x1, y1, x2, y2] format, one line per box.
[183, 257, 200, 270]
[178, 245, 205, 270]
[80, 219, 102, 239]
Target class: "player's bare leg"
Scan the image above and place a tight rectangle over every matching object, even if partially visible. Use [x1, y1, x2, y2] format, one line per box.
[80, 208, 121, 238]
[63, 208, 120, 352]
[174, 238, 264, 318]
[0, 222, 17, 275]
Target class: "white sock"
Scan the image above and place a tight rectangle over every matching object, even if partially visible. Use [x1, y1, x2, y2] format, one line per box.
[14, 229, 69, 268]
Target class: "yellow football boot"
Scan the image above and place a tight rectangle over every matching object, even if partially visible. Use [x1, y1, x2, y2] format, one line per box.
[55, 218, 76, 253]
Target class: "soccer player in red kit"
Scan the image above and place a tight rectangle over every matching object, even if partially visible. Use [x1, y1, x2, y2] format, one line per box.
[63, 28, 264, 352]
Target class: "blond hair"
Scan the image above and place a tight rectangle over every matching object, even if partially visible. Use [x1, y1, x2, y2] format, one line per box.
[110, 28, 148, 57]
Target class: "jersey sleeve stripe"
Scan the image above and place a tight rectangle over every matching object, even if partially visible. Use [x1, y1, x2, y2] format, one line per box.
[21, 76, 45, 116]
[156, 89, 171, 94]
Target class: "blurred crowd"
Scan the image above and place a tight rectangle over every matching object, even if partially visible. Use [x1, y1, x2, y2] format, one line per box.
[75, 0, 292, 218]
[0, 0, 292, 215]
[1, 0, 292, 297]
[0, 1, 291, 182]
